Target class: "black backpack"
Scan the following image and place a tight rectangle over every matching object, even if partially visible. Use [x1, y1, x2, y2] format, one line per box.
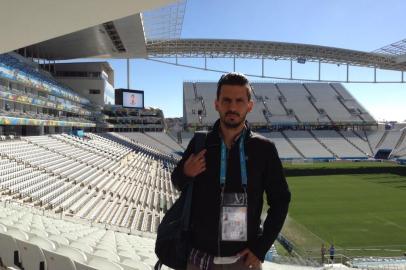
[154, 131, 207, 270]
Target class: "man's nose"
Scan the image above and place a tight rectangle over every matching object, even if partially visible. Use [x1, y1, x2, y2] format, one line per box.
[228, 100, 237, 110]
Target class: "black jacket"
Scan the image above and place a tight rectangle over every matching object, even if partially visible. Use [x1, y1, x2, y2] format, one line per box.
[171, 120, 291, 261]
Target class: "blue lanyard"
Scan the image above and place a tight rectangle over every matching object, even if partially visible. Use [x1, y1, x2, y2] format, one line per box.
[220, 131, 247, 188]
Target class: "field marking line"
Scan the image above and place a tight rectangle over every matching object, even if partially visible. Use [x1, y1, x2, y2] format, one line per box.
[369, 214, 406, 231]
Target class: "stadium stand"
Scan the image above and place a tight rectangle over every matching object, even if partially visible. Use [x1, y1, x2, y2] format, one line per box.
[260, 132, 303, 159]
[245, 89, 267, 126]
[376, 130, 403, 151]
[391, 130, 406, 158]
[181, 82, 395, 161]
[283, 131, 334, 159]
[273, 83, 324, 124]
[339, 130, 374, 157]
[0, 52, 95, 137]
[2, 199, 339, 270]
[253, 83, 297, 124]
[2, 202, 353, 270]
[349, 257, 406, 269]
[304, 83, 355, 123]
[194, 82, 219, 125]
[330, 83, 376, 123]
[183, 83, 203, 125]
[180, 81, 406, 161]
[0, 202, 157, 270]
[145, 132, 184, 153]
[0, 133, 178, 236]
[365, 131, 388, 153]
[311, 130, 367, 159]
[183, 82, 375, 126]
[119, 132, 182, 158]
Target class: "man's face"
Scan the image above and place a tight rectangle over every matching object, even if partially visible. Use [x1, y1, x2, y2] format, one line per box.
[215, 84, 253, 129]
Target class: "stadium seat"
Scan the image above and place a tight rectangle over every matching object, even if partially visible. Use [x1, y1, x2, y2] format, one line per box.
[48, 235, 70, 246]
[88, 256, 123, 270]
[0, 224, 7, 233]
[0, 232, 22, 269]
[93, 249, 120, 263]
[56, 245, 88, 265]
[117, 250, 141, 261]
[74, 261, 98, 270]
[120, 258, 151, 270]
[30, 228, 49, 238]
[29, 235, 57, 251]
[6, 228, 29, 242]
[43, 249, 77, 270]
[15, 239, 47, 270]
[70, 242, 94, 254]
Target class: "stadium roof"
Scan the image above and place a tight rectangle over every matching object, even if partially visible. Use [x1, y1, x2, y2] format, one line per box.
[4, 0, 406, 74]
[0, 0, 178, 55]
[146, 39, 406, 72]
[20, 14, 147, 60]
[373, 38, 406, 65]
[19, 35, 406, 73]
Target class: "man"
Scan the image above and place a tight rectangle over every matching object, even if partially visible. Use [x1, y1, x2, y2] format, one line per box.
[130, 94, 136, 105]
[321, 244, 326, 264]
[172, 73, 291, 270]
[329, 244, 335, 262]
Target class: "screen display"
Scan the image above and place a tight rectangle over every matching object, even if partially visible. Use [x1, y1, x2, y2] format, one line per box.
[123, 91, 144, 108]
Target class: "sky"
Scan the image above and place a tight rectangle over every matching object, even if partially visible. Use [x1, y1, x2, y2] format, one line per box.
[106, 0, 406, 122]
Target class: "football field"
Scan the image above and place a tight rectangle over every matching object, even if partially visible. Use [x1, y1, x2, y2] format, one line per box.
[275, 162, 406, 257]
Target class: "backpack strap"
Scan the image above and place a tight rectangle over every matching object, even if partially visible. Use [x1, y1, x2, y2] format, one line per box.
[182, 131, 207, 230]
[193, 131, 208, 154]
[154, 260, 163, 270]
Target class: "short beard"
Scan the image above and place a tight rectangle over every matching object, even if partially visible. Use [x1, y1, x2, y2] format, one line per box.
[220, 112, 247, 129]
[223, 120, 243, 129]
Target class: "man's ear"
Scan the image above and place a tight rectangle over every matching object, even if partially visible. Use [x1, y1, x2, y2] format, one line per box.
[215, 99, 219, 112]
[247, 100, 254, 113]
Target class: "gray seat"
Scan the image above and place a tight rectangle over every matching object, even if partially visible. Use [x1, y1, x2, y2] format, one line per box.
[88, 256, 123, 270]
[43, 249, 77, 270]
[16, 239, 47, 270]
[0, 232, 22, 269]
[56, 245, 87, 264]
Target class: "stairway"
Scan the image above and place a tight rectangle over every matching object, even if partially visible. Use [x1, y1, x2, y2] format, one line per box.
[362, 130, 375, 156]
[252, 89, 272, 127]
[390, 129, 406, 157]
[143, 132, 179, 154]
[302, 84, 334, 123]
[337, 130, 371, 157]
[374, 130, 388, 150]
[330, 83, 365, 123]
[308, 130, 337, 158]
[280, 131, 305, 158]
[275, 84, 301, 123]
[192, 83, 206, 125]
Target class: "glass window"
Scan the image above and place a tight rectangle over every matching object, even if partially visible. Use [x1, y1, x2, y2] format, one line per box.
[89, 89, 101, 94]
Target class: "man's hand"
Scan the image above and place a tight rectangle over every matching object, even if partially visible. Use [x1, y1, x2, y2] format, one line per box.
[183, 149, 207, 177]
[238, 248, 261, 269]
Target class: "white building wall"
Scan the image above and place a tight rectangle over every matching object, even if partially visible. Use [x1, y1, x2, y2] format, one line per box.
[56, 78, 107, 106]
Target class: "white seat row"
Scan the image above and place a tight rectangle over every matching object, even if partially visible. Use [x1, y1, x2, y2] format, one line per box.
[0, 203, 156, 270]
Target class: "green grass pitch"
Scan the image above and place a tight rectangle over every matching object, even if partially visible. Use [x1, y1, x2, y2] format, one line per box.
[273, 162, 406, 257]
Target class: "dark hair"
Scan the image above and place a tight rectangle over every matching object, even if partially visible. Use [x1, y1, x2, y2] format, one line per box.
[216, 72, 252, 100]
